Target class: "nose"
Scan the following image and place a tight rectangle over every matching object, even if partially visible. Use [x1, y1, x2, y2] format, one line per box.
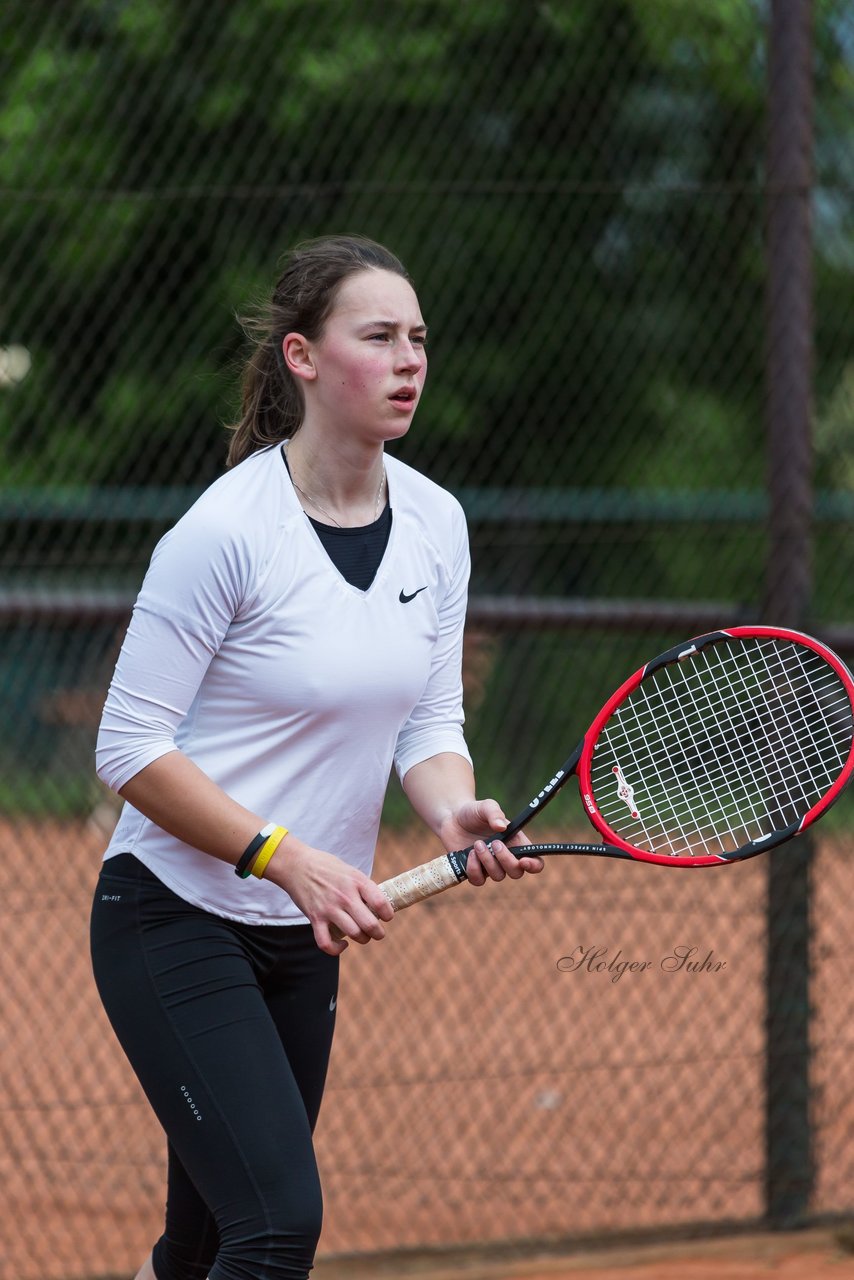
[396, 339, 424, 374]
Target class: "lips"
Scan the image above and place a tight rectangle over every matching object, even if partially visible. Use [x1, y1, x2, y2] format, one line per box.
[389, 386, 418, 408]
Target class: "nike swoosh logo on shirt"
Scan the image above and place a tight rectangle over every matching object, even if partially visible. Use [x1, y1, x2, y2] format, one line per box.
[399, 586, 428, 604]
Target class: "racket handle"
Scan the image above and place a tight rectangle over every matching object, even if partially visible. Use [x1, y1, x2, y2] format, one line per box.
[330, 848, 470, 941]
[379, 850, 467, 909]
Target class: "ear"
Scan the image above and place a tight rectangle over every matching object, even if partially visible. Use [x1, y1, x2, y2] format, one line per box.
[282, 333, 317, 382]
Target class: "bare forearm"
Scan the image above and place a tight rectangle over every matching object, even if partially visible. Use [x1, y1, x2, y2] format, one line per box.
[118, 751, 265, 865]
[116, 751, 394, 951]
[402, 752, 479, 842]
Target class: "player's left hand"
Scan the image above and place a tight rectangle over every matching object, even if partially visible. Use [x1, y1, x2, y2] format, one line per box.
[441, 799, 545, 887]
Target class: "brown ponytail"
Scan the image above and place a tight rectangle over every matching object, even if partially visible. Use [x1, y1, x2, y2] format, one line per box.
[227, 235, 411, 468]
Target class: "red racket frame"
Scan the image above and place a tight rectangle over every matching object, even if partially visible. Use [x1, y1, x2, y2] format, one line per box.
[572, 626, 854, 867]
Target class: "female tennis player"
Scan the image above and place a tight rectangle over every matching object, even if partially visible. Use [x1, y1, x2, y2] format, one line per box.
[90, 234, 543, 1280]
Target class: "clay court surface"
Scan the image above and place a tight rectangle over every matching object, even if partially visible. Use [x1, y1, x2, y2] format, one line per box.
[314, 1228, 854, 1278]
[3, 819, 854, 1279]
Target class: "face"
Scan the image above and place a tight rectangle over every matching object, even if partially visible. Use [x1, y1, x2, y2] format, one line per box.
[287, 268, 428, 444]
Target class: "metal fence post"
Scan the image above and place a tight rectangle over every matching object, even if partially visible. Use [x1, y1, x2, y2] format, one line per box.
[763, 0, 815, 1229]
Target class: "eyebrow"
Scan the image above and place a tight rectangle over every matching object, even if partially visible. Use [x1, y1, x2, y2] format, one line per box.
[359, 319, 428, 332]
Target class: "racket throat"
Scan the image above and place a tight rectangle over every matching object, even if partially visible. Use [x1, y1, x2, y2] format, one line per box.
[503, 739, 585, 841]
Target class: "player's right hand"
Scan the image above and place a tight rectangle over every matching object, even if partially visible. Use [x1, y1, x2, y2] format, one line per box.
[267, 836, 394, 955]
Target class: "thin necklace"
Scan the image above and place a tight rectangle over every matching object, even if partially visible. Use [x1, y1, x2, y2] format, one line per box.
[285, 445, 386, 528]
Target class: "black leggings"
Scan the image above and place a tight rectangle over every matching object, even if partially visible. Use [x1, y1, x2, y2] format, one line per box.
[90, 853, 339, 1280]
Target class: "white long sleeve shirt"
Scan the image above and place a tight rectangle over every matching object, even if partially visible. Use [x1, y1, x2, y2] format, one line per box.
[96, 444, 472, 924]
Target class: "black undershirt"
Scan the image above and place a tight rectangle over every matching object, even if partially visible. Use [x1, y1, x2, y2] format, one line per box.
[281, 447, 391, 591]
[309, 505, 392, 591]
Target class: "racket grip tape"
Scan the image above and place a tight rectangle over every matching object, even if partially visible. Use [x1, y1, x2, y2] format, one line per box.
[379, 846, 470, 910]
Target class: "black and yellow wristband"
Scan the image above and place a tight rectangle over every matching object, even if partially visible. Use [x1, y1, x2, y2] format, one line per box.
[250, 826, 287, 879]
[235, 823, 277, 879]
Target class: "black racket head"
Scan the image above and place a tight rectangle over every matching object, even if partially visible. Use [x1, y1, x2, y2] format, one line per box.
[577, 627, 854, 866]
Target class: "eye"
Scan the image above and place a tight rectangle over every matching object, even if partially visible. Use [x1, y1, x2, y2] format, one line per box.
[368, 332, 392, 342]
[411, 334, 428, 347]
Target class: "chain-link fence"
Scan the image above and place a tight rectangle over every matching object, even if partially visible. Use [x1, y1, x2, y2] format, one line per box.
[2, 1, 854, 1277]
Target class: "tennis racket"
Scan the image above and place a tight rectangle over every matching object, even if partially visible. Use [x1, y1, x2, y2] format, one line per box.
[375, 626, 854, 916]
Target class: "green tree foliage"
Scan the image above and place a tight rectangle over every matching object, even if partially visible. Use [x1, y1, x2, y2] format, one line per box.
[1, 0, 852, 807]
[0, 0, 850, 504]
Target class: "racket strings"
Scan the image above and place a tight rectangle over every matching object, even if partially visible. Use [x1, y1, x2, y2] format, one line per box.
[738, 645, 847, 806]
[639, 652, 843, 826]
[658, 650, 825, 845]
[653, 645, 849, 849]
[651, 643, 848, 849]
[630, 668, 764, 851]
[590, 637, 854, 857]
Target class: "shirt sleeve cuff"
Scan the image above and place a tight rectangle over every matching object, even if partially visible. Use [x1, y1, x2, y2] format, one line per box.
[394, 729, 472, 783]
[95, 740, 179, 794]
